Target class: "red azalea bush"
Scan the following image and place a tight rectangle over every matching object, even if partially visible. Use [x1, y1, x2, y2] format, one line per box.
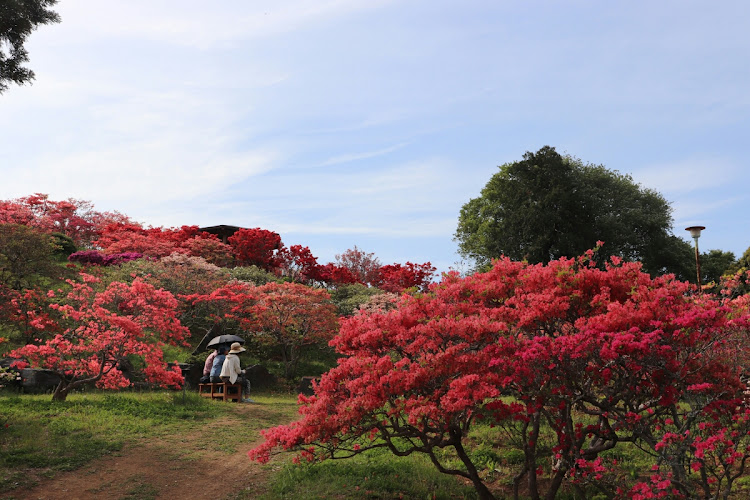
[313, 262, 359, 287]
[68, 250, 144, 266]
[227, 227, 282, 270]
[10, 273, 189, 401]
[95, 223, 233, 264]
[248, 251, 750, 500]
[187, 281, 339, 379]
[372, 261, 436, 293]
[0, 193, 131, 247]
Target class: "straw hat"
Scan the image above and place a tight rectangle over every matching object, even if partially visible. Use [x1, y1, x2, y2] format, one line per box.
[228, 342, 246, 354]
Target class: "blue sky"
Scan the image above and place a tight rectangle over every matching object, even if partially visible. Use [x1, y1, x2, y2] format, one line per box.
[1, 1, 748, 274]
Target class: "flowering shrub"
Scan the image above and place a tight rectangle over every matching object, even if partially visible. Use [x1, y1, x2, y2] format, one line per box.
[0, 193, 131, 247]
[228, 227, 282, 270]
[10, 273, 188, 401]
[248, 251, 750, 499]
[372, 261, 436, 293]
[335, 246, 381, 284]
[313, 262, 359, 286]
[187, 281, 339, 379]
[0, 366, 17, 388]
[68, 250, 143, 266]
[275, 244, 320, 283]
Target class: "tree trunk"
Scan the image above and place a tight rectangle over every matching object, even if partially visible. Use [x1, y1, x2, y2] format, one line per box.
[451, 428, 496, 500]
[50, 374, 97, 402]
[280, 345, 292, 379]
[526, 413, 542, 500]
[51, 380, 69, 401]
[545, 469, 567, 500]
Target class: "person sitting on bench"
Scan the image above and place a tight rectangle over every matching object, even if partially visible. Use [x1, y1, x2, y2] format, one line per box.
[200, 348, 218, 384]
[220, 342, 246, 390]
[209, 346, 228, 384]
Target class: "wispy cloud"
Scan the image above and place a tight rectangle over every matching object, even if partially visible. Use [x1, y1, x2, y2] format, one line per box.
[673, 196, 746, 222]
[269, 217, 459, 238]
[52, 0, 397, 48]
[316, 142, 408, 167]
[3, 0, 750, 270]
[631, 157, 738, 195]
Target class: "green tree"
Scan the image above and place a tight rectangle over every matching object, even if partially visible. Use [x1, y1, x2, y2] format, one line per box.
[51, 232, 76, 258]
[723, 245, 750, 297]
[0, 224, 65, 344]
[727, 245, 750, 275]
[700, 249, 736, 285]
[0, 0, 60, 94]
[455, 146, 686, 276]
[0, 223, 60, 289]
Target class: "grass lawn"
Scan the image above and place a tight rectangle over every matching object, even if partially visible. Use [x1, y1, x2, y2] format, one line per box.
[6, 389, 749, 499]
[0, 389, 477, 499]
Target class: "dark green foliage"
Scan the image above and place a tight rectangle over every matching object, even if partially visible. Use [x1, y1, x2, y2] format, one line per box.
[51, 232, 77, 257]
[642, 234, 695, 282]
[455, 146, 687, 276]
[700, 249, 736, 285]
[728, 245, 750, 275]
[0, 223, 61, 289]
[0, 0, 60, 93]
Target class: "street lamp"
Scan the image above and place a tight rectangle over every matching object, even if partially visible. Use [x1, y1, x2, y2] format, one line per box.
[685, 226, 705, 290]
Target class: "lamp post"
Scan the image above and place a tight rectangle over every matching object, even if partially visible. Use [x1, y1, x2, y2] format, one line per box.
[685, 226, 705, 291]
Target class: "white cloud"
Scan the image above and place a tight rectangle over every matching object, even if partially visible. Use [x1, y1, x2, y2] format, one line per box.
[3, 0, 749, 269]
[51, 0, 396, 48]
[316, 142, 408, 167]
[631, 157, 738, 195]
[6, 144, 275, 209]
[673, 196, 745, 223]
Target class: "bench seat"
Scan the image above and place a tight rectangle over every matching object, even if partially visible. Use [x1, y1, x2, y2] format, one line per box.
[198, 382, 243, 402]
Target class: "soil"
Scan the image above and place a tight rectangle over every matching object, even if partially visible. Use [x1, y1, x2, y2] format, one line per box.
[4, 405, 277, 500]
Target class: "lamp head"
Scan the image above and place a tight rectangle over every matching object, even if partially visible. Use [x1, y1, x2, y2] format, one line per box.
[685, 226, 705, 240]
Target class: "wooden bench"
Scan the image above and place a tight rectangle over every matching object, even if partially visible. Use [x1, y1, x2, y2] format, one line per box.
[198, 382, 243, 402]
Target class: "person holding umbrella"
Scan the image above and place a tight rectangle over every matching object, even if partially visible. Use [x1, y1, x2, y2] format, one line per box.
[209, 346, 228, 383]
[202, 334, 245, 384]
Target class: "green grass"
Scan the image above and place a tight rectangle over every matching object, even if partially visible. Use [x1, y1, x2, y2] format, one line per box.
[253, 446, 478, 500]
[0, 390, 224, 490]
[119, 479, 160, 500]
[10, 389, 744, 499]
[0, 389, 482, 499]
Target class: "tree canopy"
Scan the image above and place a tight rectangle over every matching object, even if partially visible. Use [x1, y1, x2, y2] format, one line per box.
[0, 0, 59, 94]
[250, 252, 750, 499]
[10, 274, 188, 401]
[455, 146, 688, 277]
[701, 249, 737, 285]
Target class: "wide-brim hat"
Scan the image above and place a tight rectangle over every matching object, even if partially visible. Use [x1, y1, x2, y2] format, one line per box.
[228, 342, 246, 354]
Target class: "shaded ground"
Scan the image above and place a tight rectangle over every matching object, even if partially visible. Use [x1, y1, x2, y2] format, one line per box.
[4, 404, 279, 500]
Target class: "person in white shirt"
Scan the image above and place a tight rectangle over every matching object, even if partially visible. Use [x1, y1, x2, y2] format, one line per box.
[220, 342, 253, 402]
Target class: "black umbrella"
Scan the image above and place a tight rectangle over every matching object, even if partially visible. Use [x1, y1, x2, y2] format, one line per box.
[206, 334, 245, 350]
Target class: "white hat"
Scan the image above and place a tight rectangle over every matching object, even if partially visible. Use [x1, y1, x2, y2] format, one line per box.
[228, 342, 246, 354]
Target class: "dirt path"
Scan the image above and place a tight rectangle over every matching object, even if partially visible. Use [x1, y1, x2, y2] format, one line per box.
[8, 405, 281, 500]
